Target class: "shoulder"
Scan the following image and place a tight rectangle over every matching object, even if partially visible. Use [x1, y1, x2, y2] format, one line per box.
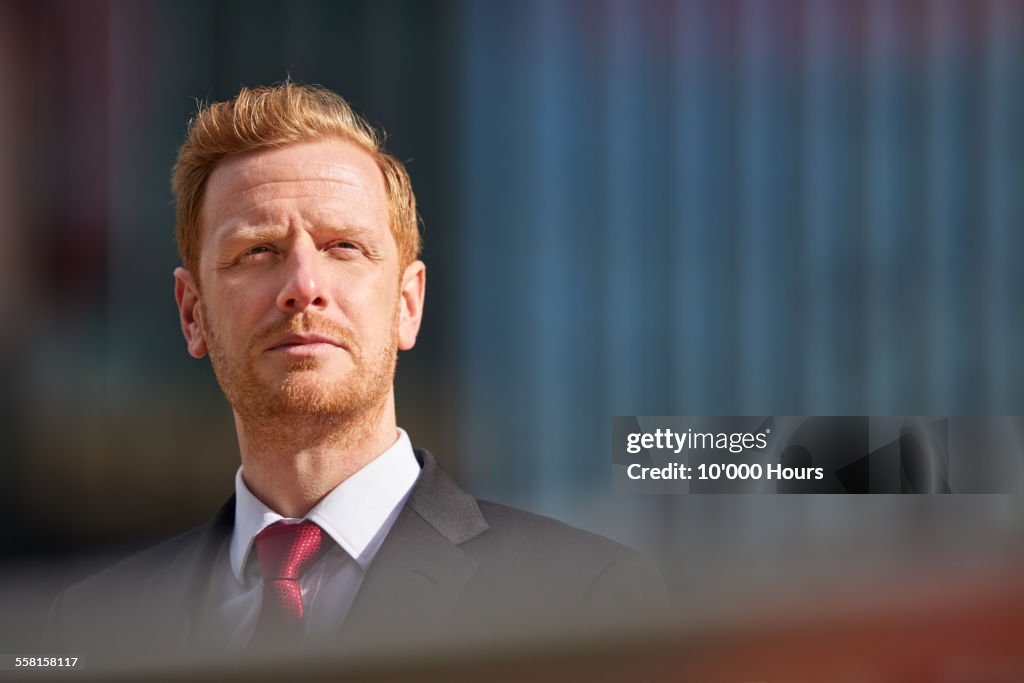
[56, 527, 207, 604]
[462, 499, 669, 621]
[409, 449, 666, 609]
[474, 498, 635, 564]
[55, 496, 234, 613]
[44, 523, 222, 654]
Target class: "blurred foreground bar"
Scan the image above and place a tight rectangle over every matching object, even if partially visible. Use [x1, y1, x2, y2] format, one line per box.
[18, 563, 1023, 683]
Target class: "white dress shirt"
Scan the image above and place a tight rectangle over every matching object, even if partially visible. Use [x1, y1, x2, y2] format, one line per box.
[199, 428, 421, 648]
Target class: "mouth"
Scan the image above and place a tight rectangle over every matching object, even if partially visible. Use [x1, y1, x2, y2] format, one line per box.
[266, 333, 345, 352]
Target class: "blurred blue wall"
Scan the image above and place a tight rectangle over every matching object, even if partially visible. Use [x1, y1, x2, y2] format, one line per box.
[455, 0, 1024, 496]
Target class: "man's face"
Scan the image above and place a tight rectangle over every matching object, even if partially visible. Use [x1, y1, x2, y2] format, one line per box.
[173, 139, 425, 421]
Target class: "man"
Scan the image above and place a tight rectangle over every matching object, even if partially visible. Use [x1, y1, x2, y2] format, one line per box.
[46, 82, 666, 665]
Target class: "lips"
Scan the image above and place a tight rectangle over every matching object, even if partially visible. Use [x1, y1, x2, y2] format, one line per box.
[266, 333, 344, 352]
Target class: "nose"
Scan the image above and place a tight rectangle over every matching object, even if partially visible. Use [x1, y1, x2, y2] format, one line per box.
[276, 244, 329, 313]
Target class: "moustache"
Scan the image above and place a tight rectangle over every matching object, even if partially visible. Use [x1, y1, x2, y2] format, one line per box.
[251, 314, 359, 358]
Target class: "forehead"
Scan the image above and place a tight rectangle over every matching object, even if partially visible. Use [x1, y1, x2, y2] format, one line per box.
[200, 139, 389, 241]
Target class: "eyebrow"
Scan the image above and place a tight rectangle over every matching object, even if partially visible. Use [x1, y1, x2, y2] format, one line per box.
[219, 225, 287, 243]
[217, 223, 380, 245]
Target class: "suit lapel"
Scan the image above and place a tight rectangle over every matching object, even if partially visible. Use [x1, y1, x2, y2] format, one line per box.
[338, 449, 488, 646]
[182, 496, 235, 641]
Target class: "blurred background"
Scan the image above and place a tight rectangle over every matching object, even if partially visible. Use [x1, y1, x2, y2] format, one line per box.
[2, 0, 1024, 678]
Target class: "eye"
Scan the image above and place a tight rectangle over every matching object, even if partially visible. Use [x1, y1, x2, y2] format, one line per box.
[330, 241, 358, 250]
[237, 244, 275, 263]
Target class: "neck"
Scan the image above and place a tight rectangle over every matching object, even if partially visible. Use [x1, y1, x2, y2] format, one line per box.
[235, 391, 399, 518]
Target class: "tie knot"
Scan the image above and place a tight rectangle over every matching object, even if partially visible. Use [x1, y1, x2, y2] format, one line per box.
[253, 521, 325, 581]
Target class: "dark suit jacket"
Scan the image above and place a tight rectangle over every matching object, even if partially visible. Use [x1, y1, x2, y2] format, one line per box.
[46, 450, 667, 667]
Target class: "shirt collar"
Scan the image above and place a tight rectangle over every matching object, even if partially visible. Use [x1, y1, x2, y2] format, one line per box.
[229, 428, 421, 582]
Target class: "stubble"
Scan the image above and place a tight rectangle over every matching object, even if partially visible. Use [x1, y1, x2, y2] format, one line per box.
[201, 302, 399, 430]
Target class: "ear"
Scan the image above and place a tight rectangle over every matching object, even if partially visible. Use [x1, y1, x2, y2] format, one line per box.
[174, 267, 208, 358]
[397, 260, 426, 351]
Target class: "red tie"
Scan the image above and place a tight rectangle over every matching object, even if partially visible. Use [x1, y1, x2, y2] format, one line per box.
[251, 521, 326, 642]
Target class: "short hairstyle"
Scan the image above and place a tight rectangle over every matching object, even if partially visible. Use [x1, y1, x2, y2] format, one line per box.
[171, 81, 420, 278]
